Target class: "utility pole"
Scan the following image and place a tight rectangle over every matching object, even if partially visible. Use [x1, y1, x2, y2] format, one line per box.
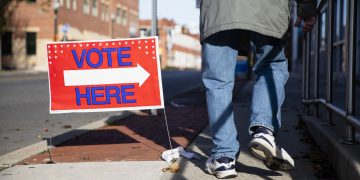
[151, 0, 157, 36]
[111, 13, 115, 38]
[151, 0, 158, 116]
[53, 0, 60, 41]
[0, 40, 2, 71]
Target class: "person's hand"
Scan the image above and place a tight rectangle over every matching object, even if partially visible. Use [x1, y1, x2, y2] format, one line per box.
[295, 0, 317, 32]
[294, 15, 317, 32]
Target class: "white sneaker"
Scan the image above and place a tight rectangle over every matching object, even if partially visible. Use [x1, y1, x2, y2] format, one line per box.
[205, 156, 237, 179]
[249, 127, 295, 170]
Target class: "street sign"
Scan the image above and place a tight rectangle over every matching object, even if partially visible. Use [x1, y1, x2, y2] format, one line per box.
[47, 37, 164, 113]
[61, 24, 70, 33]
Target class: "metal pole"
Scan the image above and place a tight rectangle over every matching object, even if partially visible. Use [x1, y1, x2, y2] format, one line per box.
[150, 0, 158, 116]
[0, 40, 2, 71]
[53, 0, 59, 41]
[54, 11, 58, 41]
[111, 18, 115, 38]
[302, 35, 306, 111]
[314, 20, 320, 118]
[342, 0, 357, 144]
[151, 0, 157, 36]
[305, 33, 310, 115]
[291, 0, 298, 71]
[325, 0, 334, 125]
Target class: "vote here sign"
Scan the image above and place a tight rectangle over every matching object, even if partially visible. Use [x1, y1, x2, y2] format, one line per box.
[47, 37, 164, 113]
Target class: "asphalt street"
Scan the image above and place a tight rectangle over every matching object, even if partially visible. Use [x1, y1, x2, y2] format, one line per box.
[0, 70, 202, 156]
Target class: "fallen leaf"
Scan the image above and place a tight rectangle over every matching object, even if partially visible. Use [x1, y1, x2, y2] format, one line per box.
[62, 124, 72, 129]
[162, 162, 180, 173]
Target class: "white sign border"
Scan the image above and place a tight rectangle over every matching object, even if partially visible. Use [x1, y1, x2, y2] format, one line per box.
[47, 36, 165, 114]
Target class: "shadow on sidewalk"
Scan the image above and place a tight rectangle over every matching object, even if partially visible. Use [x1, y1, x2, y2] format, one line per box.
[59, 129, 139, 146]
[21, 77, 249, 165]
[162, 74, 321, 179]
[163, 130, 283, 180]
[20, 88, 209, 164]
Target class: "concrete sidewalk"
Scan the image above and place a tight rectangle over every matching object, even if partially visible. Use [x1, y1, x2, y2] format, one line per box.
[0, 73, 335, 180]
[0, 86, 209, 179]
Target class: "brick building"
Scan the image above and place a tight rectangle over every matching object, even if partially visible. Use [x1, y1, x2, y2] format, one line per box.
[1, 0, 139, 71]
[139, 19, 201, 70]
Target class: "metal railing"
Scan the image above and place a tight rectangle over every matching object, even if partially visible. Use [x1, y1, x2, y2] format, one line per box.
[302, 0, 359, 144]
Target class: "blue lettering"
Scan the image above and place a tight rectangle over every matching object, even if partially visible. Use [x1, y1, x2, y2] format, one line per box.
[71, 49, 86, 68]
[91, 86, 106, 105]
[75, 87, 91, 106]
[86, 48, 103, 68]
[117, 47, 132, 66]
[102, 48, 116, 67]
[73, 47, 133, 68]
[105, 86, 121, 104]
[121, 85, 136, 103]
[75, 85, 136, 105]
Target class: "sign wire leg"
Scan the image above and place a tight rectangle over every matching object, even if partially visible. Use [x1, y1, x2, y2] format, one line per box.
[162, 108, 173, 150]
[46, 138, 54, 164]
[46, 114, 55, 164]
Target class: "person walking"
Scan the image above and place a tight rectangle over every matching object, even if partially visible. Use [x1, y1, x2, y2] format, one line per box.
[200, 0, 317, 178]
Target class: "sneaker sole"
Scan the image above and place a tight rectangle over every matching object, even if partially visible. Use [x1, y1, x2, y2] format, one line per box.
[205, 168, 237, 179]
[249, 138, 295, 171]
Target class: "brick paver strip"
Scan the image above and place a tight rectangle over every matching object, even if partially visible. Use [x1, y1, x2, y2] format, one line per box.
[20, 106, 208, 164]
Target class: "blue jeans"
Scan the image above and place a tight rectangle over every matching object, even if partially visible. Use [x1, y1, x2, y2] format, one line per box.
[202, 30, 289, 159]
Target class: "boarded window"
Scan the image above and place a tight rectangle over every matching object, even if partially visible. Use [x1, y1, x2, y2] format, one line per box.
[83, 0, 90, 14]
[1, 31, 12, 55]
[92, 0, 98, 16]
[26, 32, 36, 55]
[72, 0, 77, 11]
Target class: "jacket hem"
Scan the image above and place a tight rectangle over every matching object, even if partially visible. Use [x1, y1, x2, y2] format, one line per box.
[201, 22, 285, 42]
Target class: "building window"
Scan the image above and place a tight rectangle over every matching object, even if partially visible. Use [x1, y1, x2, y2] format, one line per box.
[83, 0, 89, 14]
[122, 9, 127, 25]
[100, 3, 105, 20]
[100, 3, 109, 21]
[92, 0, 98, 17]
[105, 4, 110, 22]
[66, 0, 70, 9]
[139, 29, 151, 37]
[26, 32, 36, 55]
[320, 11, 326, 47]
[72, 0, 77, 11]
[1, 31, 12, 55]
[116, 7, 121, 24]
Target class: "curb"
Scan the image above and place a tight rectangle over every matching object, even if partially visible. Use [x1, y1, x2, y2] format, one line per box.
[0, 70, 44, 78]
[1, 161, 169, 180]
[301, 115, 360, 180]
[0, 111, 133, 170]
